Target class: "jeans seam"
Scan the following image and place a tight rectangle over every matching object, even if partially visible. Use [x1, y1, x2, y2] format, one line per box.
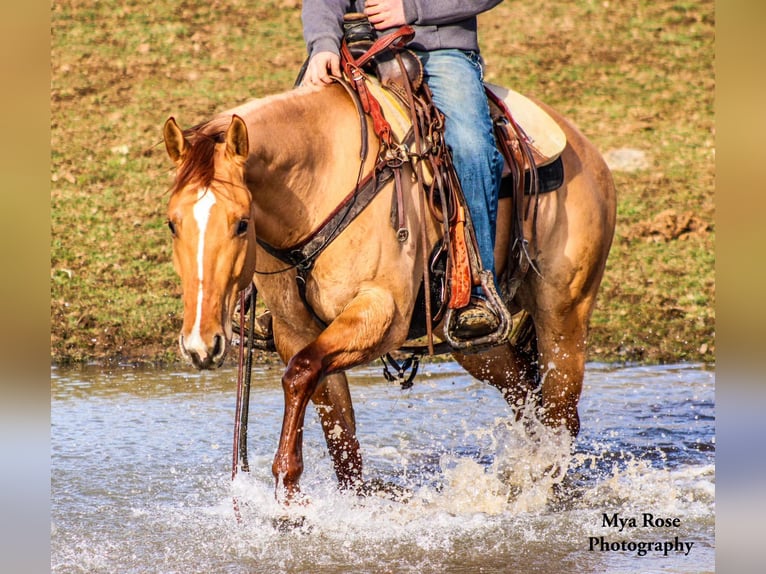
[460, 50, 484, 81]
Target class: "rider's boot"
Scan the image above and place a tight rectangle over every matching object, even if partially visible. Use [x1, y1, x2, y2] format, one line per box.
[452, 289, 501, 339]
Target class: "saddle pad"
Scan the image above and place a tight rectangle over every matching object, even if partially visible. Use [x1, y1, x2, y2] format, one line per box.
[485, 83, 567, 166]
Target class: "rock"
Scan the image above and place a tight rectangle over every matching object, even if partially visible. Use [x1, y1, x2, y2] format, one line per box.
[604, 148, 650, 172]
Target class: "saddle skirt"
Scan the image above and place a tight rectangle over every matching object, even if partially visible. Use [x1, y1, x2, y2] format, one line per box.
[485, 83, 567, 168]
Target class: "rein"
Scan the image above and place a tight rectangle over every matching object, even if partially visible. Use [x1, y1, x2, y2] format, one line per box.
[232, 286, 256, 521]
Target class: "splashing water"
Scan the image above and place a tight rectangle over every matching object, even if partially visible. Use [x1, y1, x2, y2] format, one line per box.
[51, 362, 714, 573]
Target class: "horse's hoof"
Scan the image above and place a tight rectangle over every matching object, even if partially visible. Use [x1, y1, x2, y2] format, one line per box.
[272, 514, 311, 533]
[359, 478, 413, 503]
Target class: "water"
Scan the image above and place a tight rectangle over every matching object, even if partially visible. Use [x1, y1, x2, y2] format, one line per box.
[51, 362, 714, 573]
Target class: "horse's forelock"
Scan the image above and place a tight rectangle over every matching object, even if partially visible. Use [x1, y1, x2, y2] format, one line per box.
[171, 128, 224, 194]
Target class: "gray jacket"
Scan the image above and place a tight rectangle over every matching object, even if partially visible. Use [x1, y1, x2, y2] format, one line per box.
[302, 0, 504, 56]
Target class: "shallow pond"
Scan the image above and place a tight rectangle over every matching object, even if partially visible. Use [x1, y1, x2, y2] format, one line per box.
[51, 361, 714, 573]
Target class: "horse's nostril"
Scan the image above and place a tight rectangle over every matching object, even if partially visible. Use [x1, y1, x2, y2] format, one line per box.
[178, 334, 190, 358]
[212, 334, 225, 359]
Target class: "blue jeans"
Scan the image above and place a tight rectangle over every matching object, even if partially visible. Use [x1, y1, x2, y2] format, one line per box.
[416, 49, 503, 289]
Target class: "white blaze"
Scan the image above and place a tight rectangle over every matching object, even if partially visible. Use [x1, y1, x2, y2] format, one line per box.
[184, 188, 217, 355]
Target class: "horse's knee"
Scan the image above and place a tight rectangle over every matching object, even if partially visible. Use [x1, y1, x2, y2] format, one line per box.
[283, 350, 323, 399]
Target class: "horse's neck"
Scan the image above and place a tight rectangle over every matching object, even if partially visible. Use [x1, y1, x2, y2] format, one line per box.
[239, 86, 370, 248]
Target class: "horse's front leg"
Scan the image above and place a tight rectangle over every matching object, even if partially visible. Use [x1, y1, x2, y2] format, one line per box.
[272, 286, 397, 499]
[273, 347, 324, 500]
[311, 372, 362, 490]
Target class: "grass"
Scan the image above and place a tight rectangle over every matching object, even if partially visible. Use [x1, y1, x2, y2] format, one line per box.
[50, 0, 714, 365]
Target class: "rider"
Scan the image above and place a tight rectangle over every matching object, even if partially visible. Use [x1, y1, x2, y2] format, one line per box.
[301, 0, 505, 339]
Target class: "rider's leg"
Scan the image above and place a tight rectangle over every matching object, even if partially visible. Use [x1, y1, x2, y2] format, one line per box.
[417, 49, 504, 337]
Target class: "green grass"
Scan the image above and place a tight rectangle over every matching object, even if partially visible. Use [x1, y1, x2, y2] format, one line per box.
[50, 0, 714, 365]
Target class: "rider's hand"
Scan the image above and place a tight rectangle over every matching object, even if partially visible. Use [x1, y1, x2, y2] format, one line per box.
[364, 0, 406, 30]
[302, 51, 341, 87]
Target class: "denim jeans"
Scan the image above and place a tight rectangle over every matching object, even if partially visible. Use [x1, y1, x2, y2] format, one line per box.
[416, 49, 504, 287]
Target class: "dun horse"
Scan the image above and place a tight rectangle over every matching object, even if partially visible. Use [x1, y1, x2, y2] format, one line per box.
[163, 82, 615, 499]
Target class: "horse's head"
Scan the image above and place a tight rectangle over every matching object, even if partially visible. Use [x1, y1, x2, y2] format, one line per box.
[163, 115, 256, 369]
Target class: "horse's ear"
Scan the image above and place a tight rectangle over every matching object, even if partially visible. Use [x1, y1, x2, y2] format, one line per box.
[225, 115, 249, 162]
[163, 117, 190, 165]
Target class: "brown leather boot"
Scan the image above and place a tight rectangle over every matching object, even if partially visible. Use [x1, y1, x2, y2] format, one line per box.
[452, 297, 500, 339]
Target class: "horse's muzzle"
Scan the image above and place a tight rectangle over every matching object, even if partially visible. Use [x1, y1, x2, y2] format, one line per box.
[179, 332, 227, 370]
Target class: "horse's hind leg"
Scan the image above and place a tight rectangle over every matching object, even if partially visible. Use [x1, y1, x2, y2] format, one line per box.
[456, 305, 590, 437]
[311, 372, 362, 490]
[532, 303, 592, 437]
[454, 342, 540, 419]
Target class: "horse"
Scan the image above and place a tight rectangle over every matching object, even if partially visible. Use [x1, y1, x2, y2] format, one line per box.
[162, 81, 616, 500]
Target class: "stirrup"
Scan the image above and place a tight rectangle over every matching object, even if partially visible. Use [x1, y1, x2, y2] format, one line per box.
[443, 271, 513, 353]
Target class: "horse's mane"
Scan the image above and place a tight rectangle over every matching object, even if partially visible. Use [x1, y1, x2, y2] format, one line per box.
[169, 87, 325, 195]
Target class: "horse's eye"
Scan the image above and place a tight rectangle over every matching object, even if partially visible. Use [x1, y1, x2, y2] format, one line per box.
[167, 220, 177, 236]
[236, 219, 249, 236]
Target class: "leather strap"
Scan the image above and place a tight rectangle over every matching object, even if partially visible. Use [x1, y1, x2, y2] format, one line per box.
[447, 205, 471, 309]
[339, 27, 417, 148]
[351, 26, 415, 69]
[256, 163, 394, 271]
[341, 41, 393, 146]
